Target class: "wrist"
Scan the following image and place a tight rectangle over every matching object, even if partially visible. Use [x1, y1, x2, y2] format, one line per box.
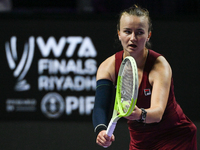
[137, 108, 147, 123]
[94, 124, 107, 136]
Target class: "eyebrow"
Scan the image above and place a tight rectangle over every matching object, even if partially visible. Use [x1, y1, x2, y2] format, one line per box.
[137, 28, 145, 31]
[123, 28, 144, 31]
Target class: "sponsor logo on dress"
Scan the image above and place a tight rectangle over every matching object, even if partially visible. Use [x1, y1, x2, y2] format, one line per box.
[144, 89, 151, 96]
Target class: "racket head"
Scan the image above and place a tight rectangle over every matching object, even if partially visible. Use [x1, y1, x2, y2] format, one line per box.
[116, 56, 138, 117]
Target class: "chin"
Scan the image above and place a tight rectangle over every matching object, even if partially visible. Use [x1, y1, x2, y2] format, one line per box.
[127, 48, 137, 52]
[124, 49, 135, 55]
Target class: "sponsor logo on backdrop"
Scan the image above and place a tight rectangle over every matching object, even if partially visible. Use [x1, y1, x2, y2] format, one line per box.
[6, 99, 37, 112]
[5, 36, 35, 91]
[37, 36, 97, 91]
[5, 36, 97, 119]
[41, 92, 65, 118]
[41, 92, 94, 118]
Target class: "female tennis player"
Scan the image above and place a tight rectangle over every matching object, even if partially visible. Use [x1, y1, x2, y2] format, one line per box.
[92, 5, 197, 149]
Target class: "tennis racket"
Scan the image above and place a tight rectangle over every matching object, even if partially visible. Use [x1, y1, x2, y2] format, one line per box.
[105, 56, 138, 140]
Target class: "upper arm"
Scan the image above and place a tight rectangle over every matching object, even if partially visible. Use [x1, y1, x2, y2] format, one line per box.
[96, 55, 116, 83]
[149, 56, 172, 119]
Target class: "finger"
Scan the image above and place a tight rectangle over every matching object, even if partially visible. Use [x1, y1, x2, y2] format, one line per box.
[103, 135, 114, 147]
[97, 134, 110, 145]
[124, 115, 132, 120]
[111, 135, 115, 141]
[97, 137, 106, 146]
[103, 140, 112, 148]
[97, 135, 107, 143]
[105, 134, 115, 141]
[97, 137, 112, 147]
[104, 134, 111, 141]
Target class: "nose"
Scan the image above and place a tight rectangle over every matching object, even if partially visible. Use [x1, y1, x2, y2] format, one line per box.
[130, 33, 136, 42]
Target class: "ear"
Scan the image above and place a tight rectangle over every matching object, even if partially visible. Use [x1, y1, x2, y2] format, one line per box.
[118, 30, 121, 41]
[147, 31, 152, 41]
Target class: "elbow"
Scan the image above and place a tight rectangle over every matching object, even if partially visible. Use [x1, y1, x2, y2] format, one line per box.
[147, 109, 164, 123]
[154, 116, 162, 123]
[148, 116, 162, 123]
[154, 110, 164, 123]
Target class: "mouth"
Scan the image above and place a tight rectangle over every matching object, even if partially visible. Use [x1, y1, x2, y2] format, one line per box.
[128, 44, 137, 49]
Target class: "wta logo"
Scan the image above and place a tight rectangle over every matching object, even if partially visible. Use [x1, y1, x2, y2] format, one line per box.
[5, 35, 97, 92]
[5, 36, 35, 91]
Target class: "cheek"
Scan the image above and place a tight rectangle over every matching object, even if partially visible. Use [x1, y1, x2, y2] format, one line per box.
[137, 37, 148, 48]
[122, 35, 130, 42]
[120, 35, 128, 43]
[138, 36, 148, 43]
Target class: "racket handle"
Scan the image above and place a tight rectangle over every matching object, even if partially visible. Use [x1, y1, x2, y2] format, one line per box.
[106, 122, 117, 137]
[103, 122, 116, 148]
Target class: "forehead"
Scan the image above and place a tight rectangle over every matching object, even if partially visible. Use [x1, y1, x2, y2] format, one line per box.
[120, 14, 148, 29]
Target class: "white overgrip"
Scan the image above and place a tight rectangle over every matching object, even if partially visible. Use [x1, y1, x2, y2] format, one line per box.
[106, 121, 117, 137]
[103, 121, 117, 148]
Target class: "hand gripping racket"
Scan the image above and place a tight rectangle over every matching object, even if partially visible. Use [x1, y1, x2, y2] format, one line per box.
[105, 56, 138, 142]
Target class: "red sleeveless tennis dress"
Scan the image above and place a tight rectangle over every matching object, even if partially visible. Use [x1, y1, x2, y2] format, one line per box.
[115, 50, 197, 150]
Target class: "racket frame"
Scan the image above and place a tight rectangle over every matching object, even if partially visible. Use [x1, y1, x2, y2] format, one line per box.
[106, 56, 138, 138]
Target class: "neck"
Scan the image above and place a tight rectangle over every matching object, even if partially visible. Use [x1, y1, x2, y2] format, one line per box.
[123, 48, 148, 69]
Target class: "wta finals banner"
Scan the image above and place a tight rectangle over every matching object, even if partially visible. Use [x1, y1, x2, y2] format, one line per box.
[0, 15, 116, 121]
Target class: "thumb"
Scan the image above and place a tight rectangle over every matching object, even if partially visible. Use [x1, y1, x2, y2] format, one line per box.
[111, 134, 115, 141]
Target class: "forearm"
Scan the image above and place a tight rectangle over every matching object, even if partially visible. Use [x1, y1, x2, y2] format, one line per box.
[92, 79, 114, 134]
[143, 107, 164, 123]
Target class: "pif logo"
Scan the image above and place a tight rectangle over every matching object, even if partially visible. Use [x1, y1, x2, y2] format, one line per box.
[41, 93, 95, 118]
[41, 92, 65, 118]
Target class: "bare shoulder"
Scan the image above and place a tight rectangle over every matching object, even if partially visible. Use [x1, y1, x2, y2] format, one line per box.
[149, 56, 172, 85]
[96, 54, 116, 82]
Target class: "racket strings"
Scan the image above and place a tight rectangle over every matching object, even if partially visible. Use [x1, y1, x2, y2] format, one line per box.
[120, 60, 134, 103]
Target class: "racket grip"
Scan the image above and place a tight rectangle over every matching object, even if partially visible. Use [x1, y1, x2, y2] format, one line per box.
[106, 122, 117, 137]
[103, 122, 116, 148]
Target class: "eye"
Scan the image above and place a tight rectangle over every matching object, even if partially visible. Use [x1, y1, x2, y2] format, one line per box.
[124, 30, 131, 34]
[136, 29, 144, 35]
[137, 31, 144, 35]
